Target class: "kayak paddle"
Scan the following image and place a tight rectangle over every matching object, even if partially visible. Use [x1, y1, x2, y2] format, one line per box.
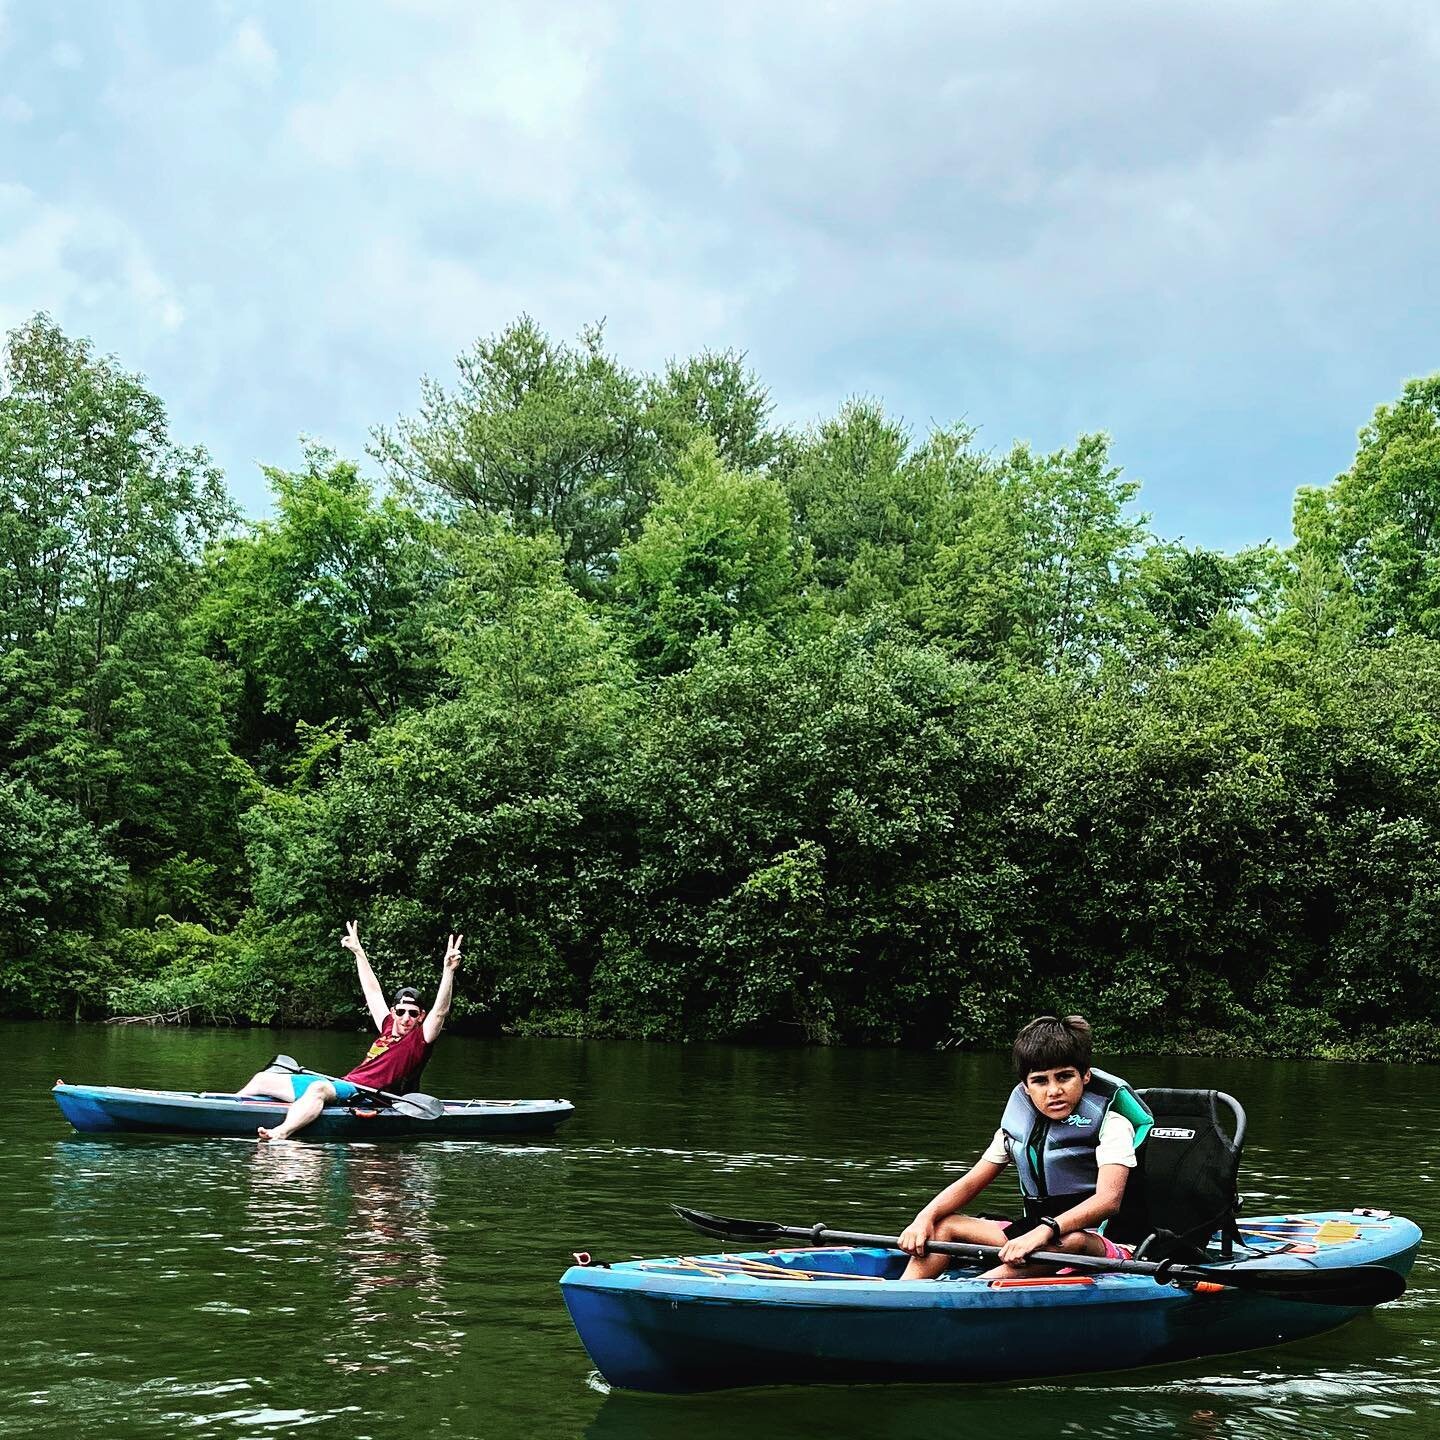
[672, 1205, 1407, 1307]
[267, 1054, 446, 1121]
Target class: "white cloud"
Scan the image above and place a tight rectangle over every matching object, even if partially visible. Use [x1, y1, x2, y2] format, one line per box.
[285, 5, 614, 196]
[225, 18, 277, 85]
[6, 0, 1440, 540]
[0, 183, 185, 339]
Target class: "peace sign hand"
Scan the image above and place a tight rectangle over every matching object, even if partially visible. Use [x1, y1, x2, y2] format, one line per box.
[444, 933, 463, 970]
[342, 921, 364, 958]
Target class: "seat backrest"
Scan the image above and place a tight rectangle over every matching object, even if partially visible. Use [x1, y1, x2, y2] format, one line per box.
[1107, 1088, 1246, 1261]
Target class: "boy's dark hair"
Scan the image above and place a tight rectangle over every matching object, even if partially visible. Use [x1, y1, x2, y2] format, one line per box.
[1013, 1014, 1093, 1079]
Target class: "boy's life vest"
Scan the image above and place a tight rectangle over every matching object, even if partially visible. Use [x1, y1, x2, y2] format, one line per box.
[999, 1066, 1154, 1219]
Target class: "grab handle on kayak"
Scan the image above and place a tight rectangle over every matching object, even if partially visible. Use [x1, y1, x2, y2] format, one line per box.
[988, 1275, 1095, 1289]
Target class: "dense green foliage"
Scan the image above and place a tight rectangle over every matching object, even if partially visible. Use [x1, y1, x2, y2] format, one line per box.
[5, 311, 1440, 1058]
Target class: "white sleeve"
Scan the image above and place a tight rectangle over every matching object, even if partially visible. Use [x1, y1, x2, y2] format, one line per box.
[1096, 1111, 1137, 1169]
[980, 1127, 1010, 1167]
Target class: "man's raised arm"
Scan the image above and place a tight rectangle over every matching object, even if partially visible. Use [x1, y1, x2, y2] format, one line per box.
[343, 921, 390, 1031]
[423, 933, 462, 1045]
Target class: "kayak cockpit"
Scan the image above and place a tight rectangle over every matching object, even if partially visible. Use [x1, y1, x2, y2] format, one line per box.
[603, 1212, 1415, 1289]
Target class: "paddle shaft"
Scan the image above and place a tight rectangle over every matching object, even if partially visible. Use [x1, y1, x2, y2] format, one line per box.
[267, 1054, 443, 1117]
[745, 1220, 1233, 1284]
[670, 1208, 1407, 1305]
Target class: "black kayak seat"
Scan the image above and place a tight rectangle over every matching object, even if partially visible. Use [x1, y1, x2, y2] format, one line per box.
[1107, 1088, 1246, 1262]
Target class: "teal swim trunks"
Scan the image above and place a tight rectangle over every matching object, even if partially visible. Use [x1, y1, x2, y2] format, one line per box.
[289, 1072, 360, 1102]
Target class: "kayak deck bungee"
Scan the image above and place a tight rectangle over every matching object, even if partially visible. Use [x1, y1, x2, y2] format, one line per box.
[53, 1082, 573, 1139]
[559, 1209, 1420, 1393]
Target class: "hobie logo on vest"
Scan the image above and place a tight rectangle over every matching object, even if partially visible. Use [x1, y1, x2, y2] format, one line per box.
[1150, 1126, 1197, 1140]
[1062, 1113, 1093, 1126]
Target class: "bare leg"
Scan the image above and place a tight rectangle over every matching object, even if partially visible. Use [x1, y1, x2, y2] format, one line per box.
[239, 1071, 294, 1100]
[901, 1215, 1010, 1281]
[258, 1080, 336, 1142]
[979, 1227, 1111, 1280]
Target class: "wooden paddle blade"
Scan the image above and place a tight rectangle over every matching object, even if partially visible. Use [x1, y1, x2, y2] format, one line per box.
[391, 1092, 446, 1120]
[672, 1205, 789, 1241]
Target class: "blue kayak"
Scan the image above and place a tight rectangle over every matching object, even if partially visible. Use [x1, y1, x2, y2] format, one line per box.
[54, 1082, 573, 1139]
[560, 1210, 1420, 1392]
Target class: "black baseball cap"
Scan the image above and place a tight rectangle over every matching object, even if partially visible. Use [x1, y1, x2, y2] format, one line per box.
[392, 986, 426, 1008]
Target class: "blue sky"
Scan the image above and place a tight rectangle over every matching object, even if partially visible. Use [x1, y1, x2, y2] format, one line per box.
[3, 1, 1438, 552]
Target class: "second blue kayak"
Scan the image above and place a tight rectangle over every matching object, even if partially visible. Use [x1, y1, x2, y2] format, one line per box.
[560, 1210, 1420, 1392]
[54, 1082, 574, 1139]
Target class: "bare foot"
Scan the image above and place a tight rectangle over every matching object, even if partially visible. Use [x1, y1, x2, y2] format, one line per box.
[258, 1126, 289, 1142]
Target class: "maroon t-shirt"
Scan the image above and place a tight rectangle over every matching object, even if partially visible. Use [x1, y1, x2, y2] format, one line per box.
[344, 1016, 434, 1094]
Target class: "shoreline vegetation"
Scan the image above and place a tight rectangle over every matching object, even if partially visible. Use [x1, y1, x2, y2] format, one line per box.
[82, 1009, 1440, 1065]
[6, 313, 1440, 1063]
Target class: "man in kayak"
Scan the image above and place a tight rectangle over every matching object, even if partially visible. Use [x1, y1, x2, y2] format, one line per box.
[897, 1014, 1149, 1279]
[238, 921, 463, 1141]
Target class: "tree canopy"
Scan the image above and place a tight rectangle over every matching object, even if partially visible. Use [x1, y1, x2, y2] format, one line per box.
[4, 310, 1440, 1061]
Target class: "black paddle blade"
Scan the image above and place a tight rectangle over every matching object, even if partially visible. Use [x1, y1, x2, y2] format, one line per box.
[1237, 1264, 1407, 1308]
[672, 1205, 789, 1242]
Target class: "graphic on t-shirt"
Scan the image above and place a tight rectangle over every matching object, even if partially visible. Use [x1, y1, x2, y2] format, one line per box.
[345, 1017, 433, 1093]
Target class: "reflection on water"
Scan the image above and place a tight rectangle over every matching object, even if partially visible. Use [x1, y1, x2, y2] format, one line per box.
[244, 1144, 457, 1375]
[580, 1348, 1439, 1440]
[8, 1023, 1440, 1439]
[33, 1125, 573, 1437]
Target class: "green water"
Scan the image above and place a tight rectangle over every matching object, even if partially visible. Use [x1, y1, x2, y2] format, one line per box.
[6, 1021, 1435, 1438]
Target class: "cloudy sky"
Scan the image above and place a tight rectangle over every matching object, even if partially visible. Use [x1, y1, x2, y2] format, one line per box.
[3, 0, 1438, 551]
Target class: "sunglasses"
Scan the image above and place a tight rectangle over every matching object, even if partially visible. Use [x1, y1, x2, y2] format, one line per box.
[393, 1004, 423, 1018]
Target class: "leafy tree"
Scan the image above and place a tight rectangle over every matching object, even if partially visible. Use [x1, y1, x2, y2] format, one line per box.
[13, 310, 1440, 1063]
[616, 437, 801, 671]
[435, 516, 635, 727]
[998, 434, 1147, 671]
[0, 314, 242, 926]
[1269, 540, 1364, 656]
[599, 621, 1026, 1043]
[1129, 541, 1276, 660]
[1283, 375, 1440, 645]
[201, 449, 448, 765]
[104, 918, 275, 1026]
[649, 350, 779, 472]
[0, 775, 123, 1014]
[995, 637, 1440, 1047]
[900, 431, 1148, 673]
[785, 403, 1020, 637]
[910, 437, 1027, 659]
[239, 521, 636, 1028]
[0, 314, 231, 667]
[373, 316, 654, 595]
[783, 399, 915, 598]
[104, 607, 254, 924]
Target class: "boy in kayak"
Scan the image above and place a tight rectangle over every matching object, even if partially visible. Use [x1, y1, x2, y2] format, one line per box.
[238, 921, 462, 1141]
[897, 1014, 1150, 1280]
